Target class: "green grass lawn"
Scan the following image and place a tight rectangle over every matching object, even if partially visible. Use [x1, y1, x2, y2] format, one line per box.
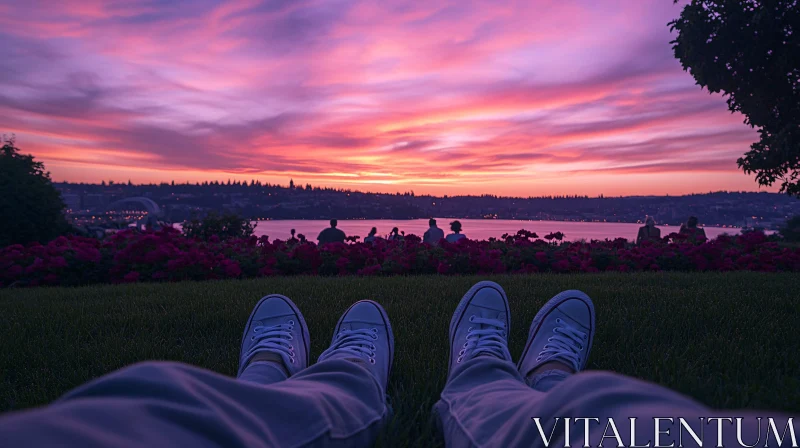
[1, 273, 799, 446]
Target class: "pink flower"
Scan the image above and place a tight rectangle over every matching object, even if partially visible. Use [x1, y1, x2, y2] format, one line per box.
[24, 257, 45, 274]
[49, 256, 67, 269]
[0, 225, 797, 285]
[357, 265, 381, 276]
[552, 259, 571, 272]
[43, 273, 59, 284]
[259, 266, 277, 276]
[75, 247, 102, 263]
[224, 261, 242, 277]
[7, 264, 23, 277]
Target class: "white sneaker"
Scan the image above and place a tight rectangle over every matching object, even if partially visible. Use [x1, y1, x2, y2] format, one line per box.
[517, 290, 595, 383]
[318, 300, 394, 390]
[447, 281, 512, 381]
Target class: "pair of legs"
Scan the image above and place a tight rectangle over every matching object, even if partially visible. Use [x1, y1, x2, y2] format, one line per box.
[0, 281, 793, 447]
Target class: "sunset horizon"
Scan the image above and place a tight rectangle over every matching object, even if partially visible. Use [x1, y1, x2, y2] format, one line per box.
[50, 176, 780, 199]
[0, 0, 779, 196]
[2, 1, 799, 442]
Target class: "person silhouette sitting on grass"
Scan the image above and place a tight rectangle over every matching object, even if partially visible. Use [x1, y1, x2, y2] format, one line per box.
[0, 281, 792, 447]
[636, 216, 661, 244]
[423, 218, 445, 245]
[446, 220, 466, 243]
[388, 227, 403, 241]
[317, 219, 346, 245]
[364, 227, 378, 244]
[680, 216, 707, 243]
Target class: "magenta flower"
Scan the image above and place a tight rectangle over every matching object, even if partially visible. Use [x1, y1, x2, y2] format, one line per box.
[0, 227, 795, 286]
[224, 261, 242, 277]
[75, 247, 102, 263]
[357, 265, 381, 276]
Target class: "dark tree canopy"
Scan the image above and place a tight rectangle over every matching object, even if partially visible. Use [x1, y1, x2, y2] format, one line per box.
[670, 0, 800, 195]
[779, 215, 800, 241]
[0, 137, 70, 247]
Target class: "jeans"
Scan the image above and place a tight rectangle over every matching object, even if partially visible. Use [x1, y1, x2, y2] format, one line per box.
[434, 357, 794, 447]
[0, 358, 794, 447]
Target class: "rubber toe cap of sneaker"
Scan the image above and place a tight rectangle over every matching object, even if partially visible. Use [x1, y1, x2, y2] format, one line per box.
[255, 296, 295, 319]
[468, 285, 507, 311]
[342, 301, 385, 325]
[556, 297, 592, 330]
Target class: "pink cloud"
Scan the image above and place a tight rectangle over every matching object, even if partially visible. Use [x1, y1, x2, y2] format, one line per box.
[0, 0, 775, 195]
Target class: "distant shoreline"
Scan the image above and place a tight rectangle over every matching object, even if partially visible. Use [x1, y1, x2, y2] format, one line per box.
[170, 219, 763, 243]
[58, 183, 796, 230]
[244, 217, 746, 230]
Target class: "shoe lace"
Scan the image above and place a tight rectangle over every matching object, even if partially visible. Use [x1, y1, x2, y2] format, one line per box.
[457, 315, 510, 363]
[319, 328, 379, 364]
[244, 320, 296, 366]
[536, 317, 587, 371]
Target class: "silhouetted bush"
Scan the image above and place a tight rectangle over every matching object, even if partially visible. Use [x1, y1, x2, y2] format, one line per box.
[779, 216, 800, 242]
[182, 212, 256, 241]
[2, 228, 798, 287]
[0, 137, 70, 246]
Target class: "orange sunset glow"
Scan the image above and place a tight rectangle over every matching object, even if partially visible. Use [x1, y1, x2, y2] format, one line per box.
[0, 0, 775, 196]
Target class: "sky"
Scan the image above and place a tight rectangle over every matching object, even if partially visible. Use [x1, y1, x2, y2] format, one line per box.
[0, 0, 775, 196]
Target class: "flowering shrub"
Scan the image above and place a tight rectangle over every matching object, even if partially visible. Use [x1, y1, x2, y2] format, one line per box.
[182, 212, 257, 241]
[1, 228, 797, 287]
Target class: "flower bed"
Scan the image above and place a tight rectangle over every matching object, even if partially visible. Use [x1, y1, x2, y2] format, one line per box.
[1, 228, 797, 287]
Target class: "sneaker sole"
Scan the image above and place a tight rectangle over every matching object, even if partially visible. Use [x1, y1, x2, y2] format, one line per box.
[516, 289, 595, 375]
[447, 281, 510, 378]
[330, 300, 395, 377]
[239, 294, 311, 376]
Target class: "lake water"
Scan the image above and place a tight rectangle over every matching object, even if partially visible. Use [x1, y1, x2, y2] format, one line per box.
[243, 219, 744, 242]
